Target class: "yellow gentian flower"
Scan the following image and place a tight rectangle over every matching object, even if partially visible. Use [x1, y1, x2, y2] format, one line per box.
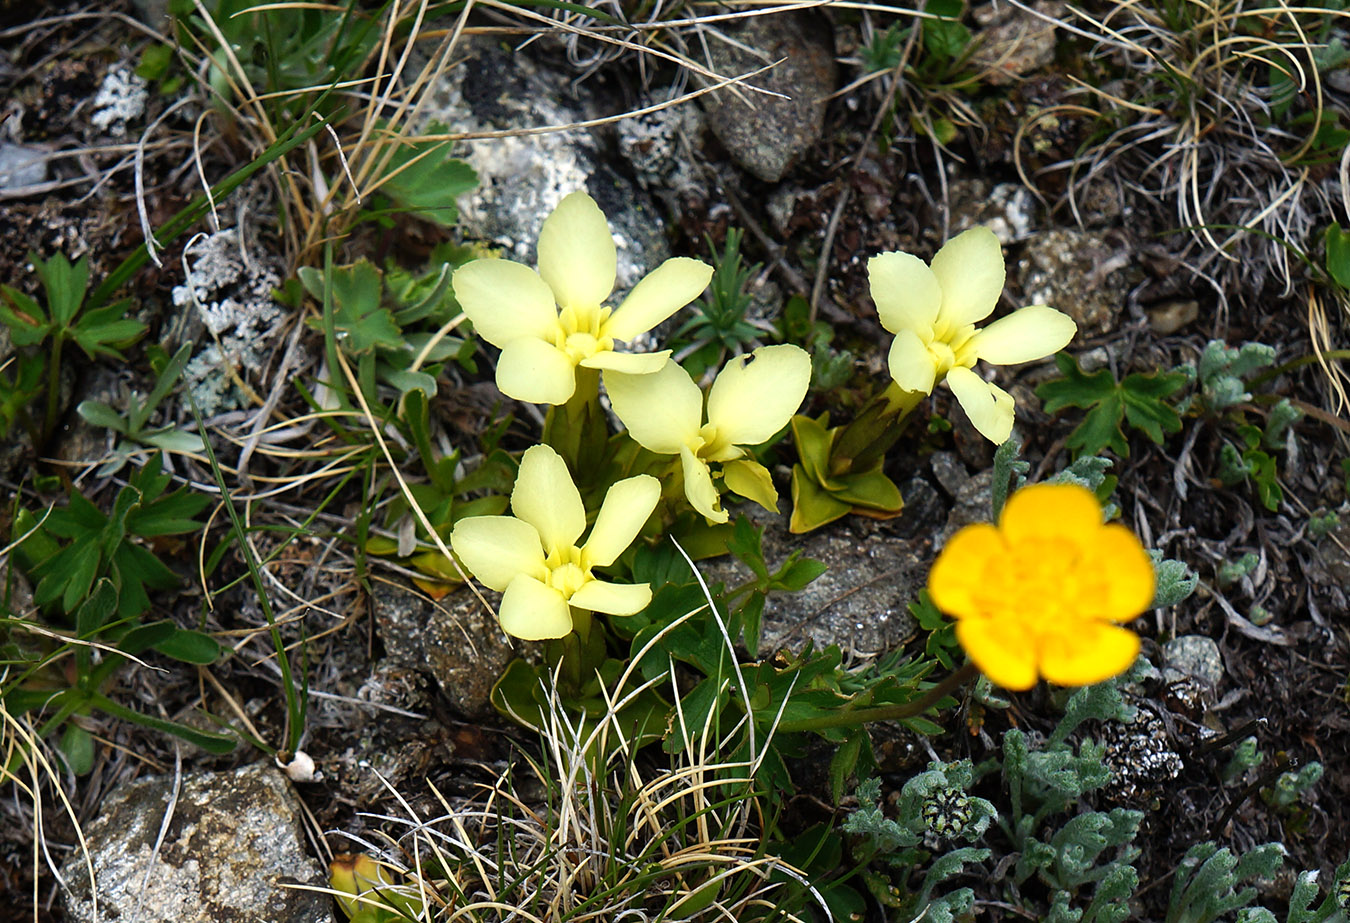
[452, 191, 714, 405]
[449, 444, 659, 640]
[928, 483, 1155, 691]
[605, 345, 811, 524]
[870, 226, 1077, 443]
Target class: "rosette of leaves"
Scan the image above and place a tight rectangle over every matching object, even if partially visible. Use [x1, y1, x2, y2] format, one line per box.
[6, 454, 232, 772]
[844, 763, 996, 923]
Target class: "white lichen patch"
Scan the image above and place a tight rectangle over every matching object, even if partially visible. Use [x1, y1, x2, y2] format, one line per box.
[172, 228, 284, 415]
[90, 64, 148, 138]
[411, 38, 666, 292]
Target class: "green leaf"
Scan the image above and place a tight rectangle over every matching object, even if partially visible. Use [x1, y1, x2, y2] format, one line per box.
[33, 252, 90, 326]
[316, 261, 404, 354]
[789, 464, 851, 534]
[70, 300, 147, 359]
[75, 578, 120, 642]
[1037, 354, 1187, 457]
[77, 400, 129, 434]
[59, 724, 96, 775]
[143, 429, 206, 454]
[1325, 224, 1350, 289]
[153, 627, 221, 664]
[89, 692, 236, 754]
[119, 620, 178, 655]
[772, 556, 827, 593]
[0, 286, 50, 344]
[376, 128, 478, 227]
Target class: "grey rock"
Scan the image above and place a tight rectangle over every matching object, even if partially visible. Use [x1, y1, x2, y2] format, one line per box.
[414, 37, 668, 292]
[373, 580, 530, 718]
[969, 1, 1064, 86]
[700, 13, 836, 182]
[60, 762, 331, 923]
[1161, 634, 1224, 691]
[701, 509, 923, 660]
[950, 179, 1038, 244]
[0, 143, 50, 190]
[930, 452, 994, 542]
[1017, 229, 1143, 334]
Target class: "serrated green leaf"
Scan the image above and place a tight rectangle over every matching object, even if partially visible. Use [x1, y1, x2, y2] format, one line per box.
[1120, 371, 1187, 443]
[34, 252, 89, 326]
[377, 129, 477, 227]
[1038, 354, 1187, 457]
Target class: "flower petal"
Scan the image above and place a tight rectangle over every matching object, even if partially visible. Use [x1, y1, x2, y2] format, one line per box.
[706, 345, 811, 446]
[449, 516, 547, 592]
[581, 349, 672, 373]
[452, 259, 560, 348]
[957, 617, 1039, 691]
[868, 250, 942, 333]
[929, 523, 1004, 619]
[931, 227, 1005, 327]
[511, 444, 586, 555]
[497, 337, 577, 405]
[1038, 621, 1141, 687]
[499, 573, 574, 640]
[537, 191, 615, 311]
[999, 483, 1102, 546]
[605, 360, 703, 455]
[946, 365, 1015, 444]
[722, 459, 779, 512]
[604, 257, 714, 342]
[680, 443, 727, 523]
[888, 328, 939, 395]
[1081, 523, 1156, 622]
[583, 474, 660, 568]
[569, 578, 652, 616]
[971, 305, 1077, 365]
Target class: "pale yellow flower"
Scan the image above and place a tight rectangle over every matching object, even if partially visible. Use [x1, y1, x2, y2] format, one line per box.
[449, 444, 659, 640]
[605, 345, 811, 524]
[452, 191, 714, 404]
[870, 226, 1076, 443]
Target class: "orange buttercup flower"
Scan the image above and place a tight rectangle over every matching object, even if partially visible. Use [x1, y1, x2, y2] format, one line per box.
[928, 483, 1155, 691]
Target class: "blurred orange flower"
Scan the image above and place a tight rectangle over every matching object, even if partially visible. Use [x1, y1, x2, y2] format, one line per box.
[928, 483, 1155, 691]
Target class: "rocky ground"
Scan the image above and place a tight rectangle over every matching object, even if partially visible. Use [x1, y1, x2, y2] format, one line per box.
[2, 1, 1349, 921]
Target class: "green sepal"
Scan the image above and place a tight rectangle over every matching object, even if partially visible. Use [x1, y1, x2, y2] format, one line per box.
[789, 464, 852, 534]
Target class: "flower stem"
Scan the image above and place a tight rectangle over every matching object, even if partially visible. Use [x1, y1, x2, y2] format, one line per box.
[827, 381, 926, 478]
[775, 661, 979, 734]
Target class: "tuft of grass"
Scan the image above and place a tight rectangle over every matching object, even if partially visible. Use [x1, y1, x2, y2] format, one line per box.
[1010, 0, 1350, 314]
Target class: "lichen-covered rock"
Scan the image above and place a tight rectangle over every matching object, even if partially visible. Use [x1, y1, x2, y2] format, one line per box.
[372, 580, 530, 717]
[413, 36, 668, 291]
[60, 762, 331, 923]
[700, 12, 836, 183]
[172, 225, 285, 416]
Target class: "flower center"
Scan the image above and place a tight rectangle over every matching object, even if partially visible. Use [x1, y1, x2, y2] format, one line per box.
[927, 323, 979, 375]
[969, 536, 1105, 630]
[547, 561, 590, 599]
[694, 423, 742, 463]
[556, 304, 614, 361]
